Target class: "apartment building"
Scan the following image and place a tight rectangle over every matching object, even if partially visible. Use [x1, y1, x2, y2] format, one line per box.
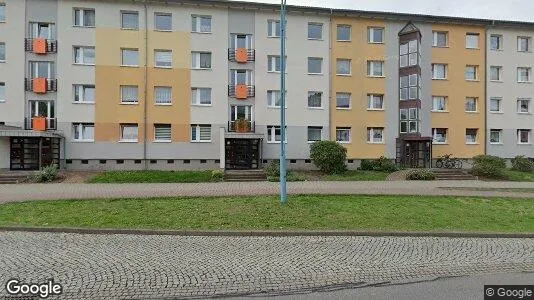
[0, 0, 532, 171]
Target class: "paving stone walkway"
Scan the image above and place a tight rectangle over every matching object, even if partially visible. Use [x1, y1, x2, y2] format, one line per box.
[1, 181, 534, 203]
[0, 232, 533, 299]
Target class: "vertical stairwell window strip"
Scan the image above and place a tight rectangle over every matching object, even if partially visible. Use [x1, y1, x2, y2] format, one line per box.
[121, 86, 139, 104]
[192, 15, 212, 33]
[154, 124, 171, 142]
[154, 87, 172, 105]
[191, 125, 212, 142]
[400, 40, 419, 67]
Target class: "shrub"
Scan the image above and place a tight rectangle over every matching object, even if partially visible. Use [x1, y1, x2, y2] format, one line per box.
[211, 169, 224, 182]
[265, 160, 283, 177]
[267, 171, 306, 182]
[471, 155, 506, 179]
[511, 155, 534, 172]
[33, 164, 59, 183]
[359, 160, 375, 171]
[406, 169, 436, 181]
[310, 141, 347, 174]
[358, 156, 397, 172]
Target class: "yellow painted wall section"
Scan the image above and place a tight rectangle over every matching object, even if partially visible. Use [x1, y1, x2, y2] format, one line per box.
[95, 28, 191, 142]
[331, 17, 386, 158]
[431, 24, 486, 158]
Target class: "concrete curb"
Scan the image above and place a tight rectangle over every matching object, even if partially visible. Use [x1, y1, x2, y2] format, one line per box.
[1, 227, 534, 238]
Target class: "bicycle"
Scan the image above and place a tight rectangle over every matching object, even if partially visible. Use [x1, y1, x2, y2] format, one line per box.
[435, 154, 462, 169]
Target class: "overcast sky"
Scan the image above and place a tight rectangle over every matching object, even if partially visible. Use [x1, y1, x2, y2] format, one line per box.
[231, 0, 533, 23]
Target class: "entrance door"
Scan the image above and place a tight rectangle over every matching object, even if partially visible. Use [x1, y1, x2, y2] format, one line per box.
[225, 139, 260, 170]
[402, 140, 431, 168]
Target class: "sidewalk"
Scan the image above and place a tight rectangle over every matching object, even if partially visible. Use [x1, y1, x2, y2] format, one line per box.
[1, 181, 534, 203]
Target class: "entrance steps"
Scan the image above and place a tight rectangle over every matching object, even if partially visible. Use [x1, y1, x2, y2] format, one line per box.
[0, 172, 33, 184]
[430, 168, 477, 181]
[224, 169, 267, 182]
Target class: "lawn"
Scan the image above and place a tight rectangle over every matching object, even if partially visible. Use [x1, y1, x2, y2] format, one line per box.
[291, 170, 391, 181]
[505, 170, 534, 182]
[88, 170, 214, 183]
[1, 195, 533, 232]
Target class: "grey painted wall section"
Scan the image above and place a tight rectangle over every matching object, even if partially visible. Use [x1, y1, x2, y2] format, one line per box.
[0, 137, 9, 169]
[418, 23, 433, 138]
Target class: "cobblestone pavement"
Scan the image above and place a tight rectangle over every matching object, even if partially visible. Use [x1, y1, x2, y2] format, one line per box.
[1, 232, 534, 299]
[1, 181, 534, 203]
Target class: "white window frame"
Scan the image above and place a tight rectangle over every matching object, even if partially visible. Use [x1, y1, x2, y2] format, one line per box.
[335, 127, 351, 144]
[517, 98, 531, 114]
[267, 20, 280, 38]
[154, 86, 172, 105]
[490, 34, 503, 51]
[268, 55, 281, 73]
[367, 127, 384, 144]
[73, 8, 95, 27]
[465, 65, 478, 81]
[367, 94, 384, 110]
[489, 129, 503, 144]
[307, 126, 323, 143]
[307, 91, 323, 109]
[489, 97, 502, 113]
[517, 36, 531, 52]
[490, 66, 502, 81]
[336, 59, 351, 76]
[432, 96, 448, 112]
[73, 84, 95, 103]
[191, 15, 212, 33]
[308, 22, 323, 40]
[336, 93, 351, 109]
[518, 67, 531, 83]
[368, 27, 384, 44]
[73, 46, 95, 65]
[121, 48, 139, 67]
[191, 124, 212, 143]
[0, 4, 5, 23]
[121, 11, 139, 30]
[267, 90, 283, 108]
[367, 60, 384, 77]
[154, 12, 172, 31]
[267, 125, 287, 143]
[155, 50, 172, 68]
[432, 64, 448, 80]
[336, 25, 351, 41]
[154, 124, 172, 142]
[432, 128, 448, 144]
[465, 128, 478, 144]
[191, 52, 212, 70]
[432, 31, 448, 47]
[120, 124, 139, 142]
[466, 33, 480, 49]
[0, 82, 5, 102]
[465, 97, 478, 113]
[120, 85, 139, 104]
[72, 123, 94, 142]
[307, 57, 323, 75]
[191, 87, 212, 106]
[517, 129, 531, 145]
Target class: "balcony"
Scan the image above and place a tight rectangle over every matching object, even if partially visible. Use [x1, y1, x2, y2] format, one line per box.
[228, 48, 255, 63]
[25, 78, 58, 93]
[24, 117, 57, 131]
[25, 38, 58, 54]
[228, 85, 255, 99]
[228, 120, 255, 133]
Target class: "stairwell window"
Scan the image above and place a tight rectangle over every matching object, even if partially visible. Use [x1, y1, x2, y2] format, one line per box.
[0, 42, 5, 62]
[155, 13, 172, 31]
[191, 52, 211, 69]
[518, 36, 531, 52]
[155, 50, 172, 68]
[490, 129, 502, 144]
[466, 33, 479, 49]
[74, 8, 95, 27]
[267, 20, 281, 38]
[432, 128, 448, 144]
[518, 67, 531, 83]
[466, 129, 478, 144]
[191, 124, 211, 142]
[74, 85, 95, 103]
[154, 124, 171, 142]
[121, 11, 139, 30]
[73, 123, 94, 142]
[191, 88, 211, 106]
[432, 31, 448, 47]
[74, 46, 95, 65]
[192, 15, 211, 33]
[336, 93, 351, 109]
[400, 109, 418, 133]
[0, 82, 5, 102]
[367, 127, 384, 143]
[368, 27, 384, 43]
[336, 25, 351, 41]
[367, 94, 384, 110]
[154, 86, 172, 105]
[517, 98, 531, 114]
[307, 126, 323, 143]
[465, 97, 478, 112]
[367, 61, 384, 77]
[121, 48, 139, 67]
[120, 85, 139, 104]
[432, 64, 447, 79]
[336, 127, 351, 143]
[120, 124, 138, 142]
[432, 96, 447, 112]
[518, 129, 531, 144]
[489, 97, 502, 113]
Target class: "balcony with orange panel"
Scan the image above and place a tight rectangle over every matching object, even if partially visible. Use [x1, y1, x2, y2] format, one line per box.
[228, 85, 255, 99]
[25, 38, 58, 54]
[25, 78, 58, 94]
[228, 48, 255, 63]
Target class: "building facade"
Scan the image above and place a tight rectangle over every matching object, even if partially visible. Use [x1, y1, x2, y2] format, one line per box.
[0, 0, 532, 171]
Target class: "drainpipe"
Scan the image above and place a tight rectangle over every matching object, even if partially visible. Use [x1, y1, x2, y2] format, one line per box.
[328, 8, 333, 142]
[484, 23, 489, 155]
[143, 0, 149, 170]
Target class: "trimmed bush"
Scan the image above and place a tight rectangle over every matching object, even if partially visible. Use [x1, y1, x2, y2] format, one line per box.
[33, 164, 59, 183]
[265, 160, 283, 177]
[471, 155, 506, 179]
[310, 141, 347, 174]
[406, 169, 436, 181]
[211, 170, 224, 182]
[511, 156, 534, 172]
[359, 156, 397, 172]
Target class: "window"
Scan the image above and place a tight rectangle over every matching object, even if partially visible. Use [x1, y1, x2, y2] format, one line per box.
[368, 27, 384, 43]
[0, 82, 5, 102]
[433, 31, 448, 47]
[268, 55, 281, 72]
[466, 33, 479, 49]
[433, 128, 448, 144]
[465, 65, 478, 81]
[191, 52, 211, 69]
[489, 97, 502, 112]
[432, 96, 447, 112]
[155, 13, 172, 31]
[367, 127, 384, 143]
[74, 85, 95, 103]
[30, 22, 56, 39]
[308, 23, 323, 40]
[518, 37, 531, 52]
[490, 66, 502, 81]
[367, 61, 384, 77]
[432, 64, 447, 79]
[400, 108, 419, 133]
[0, 42, 5, 62]
[155, 50, 172, 68]
[267, 20, 280, 38]
[518, 129, 531, 144]
[154, 86, 172, 105]
[191, 125, 211, 142]
[267, 126, 286, 143]
[336, 127, 351, 143]
[518, 67, 531, 82]
[517, 98, 531, 113]
[337, 25, 351, 41]
[307, 57, 322, 74]
[191, 15, 211, 33]
[121, 11, 138, 30]
[154, 124, 171, 142]
[336, 93, 351, 109]
[74, 46, 95, 65]
[336, 59, 351, 75]
[465, 97, 478, 112]
[73, 123, 94, 141]
[121, 86, 138, 104]
[490, 129, 502, 144]
[466, 129, 478, 144]
[400, 40, 419, 67]
[120, 124, 138, 142]
[307, 91, 322, 108]
[191, 88, 211, 106]
[267, 90, 281, 107]
[0, 4, 4, 22]
[74, 8, 95, 27]
[367, 94, 384, 110]
[307, 127, 322, 142]
[400, 74, 420, 100]
[490, 34, 503, 50]
[121, 49, 139, 67]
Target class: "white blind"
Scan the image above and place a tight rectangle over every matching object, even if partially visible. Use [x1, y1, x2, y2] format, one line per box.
[155, 51, 172, 67]
[199, 125, 211, 140]
[121, 86, 138, 103]
[155, 87, 171, 104]
[154, 124, 171, 141]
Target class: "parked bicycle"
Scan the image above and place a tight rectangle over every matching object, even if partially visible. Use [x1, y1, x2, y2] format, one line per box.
[435, 154, 463, 169]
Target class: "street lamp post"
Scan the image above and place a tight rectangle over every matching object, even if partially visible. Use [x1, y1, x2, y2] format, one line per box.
[280, 0, 288, 205]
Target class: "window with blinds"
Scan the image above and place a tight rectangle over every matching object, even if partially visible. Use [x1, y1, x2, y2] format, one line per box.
[191, 125, 211, 142]
[155, 87, 172, 104]
[154, 124, 171, 141]
[155, 50, 172, 68]
[121, 86, 138, 104]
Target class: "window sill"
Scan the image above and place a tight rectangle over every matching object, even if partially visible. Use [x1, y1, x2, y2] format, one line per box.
[336, 40, 351, 42]
[367, 75, 385, 78]
[267, 141, 287, 144]
[0, 100, 5, 103]
[337, 141, 351, 144]
[489, 111, 503, 114]
[155, 103, 173, 106]
[517, 112, 532, 115]
[466, 143, 480, 145]
[367, 108, 384, 111]
[432, 78, 448, 81]
[336, 74, 352, 77]
[120, 102, 139, 105]
[73, 101, 95, 104]
[0, 60, 5, 63]
[489, 142, 504, 145]
[154, 29, 173, 32]
[268, 71, 281, 74]
[267, 106, 284, 109]
[155, 66, 173, 69]
[518, 81, 532, 84]
[490, 80, 503, 83]
[121, 65, 140, 68]
[153, 140, 171, 143]
[192, 104, 212, 107]
[432, 45, 450, 48]
[121, 27, 139, 31]
[368, 41, 384, 45]
[367, 142, 385, 144]
[73, 25, 96, 28]
[466, 47, 480, 50]
[191, 68, 212, 71]
[491, 49, 504, 52]
[517, 143, 532, 145]
[191, 140, 212, 143]
[307, 73, 323, 76]
[73, 63, 95, 66]
[191, 31, 212, 34]
[307, 107, 324, 110]
[466, 79, 480, 82]
[433, 142, 449, 145]
[267, 36, 281, 39]
[119, 140, 138, 143]
[307, 38, 324, 41]
[336, 107, 351, 110]
[72, 140, 94, 143]
[465, 111, 479, 114]
[431, 110, 449, 113]
[517, 50, 533, 53]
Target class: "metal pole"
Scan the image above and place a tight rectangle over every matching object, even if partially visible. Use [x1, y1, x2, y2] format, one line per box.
[280, 0, 287, 204]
